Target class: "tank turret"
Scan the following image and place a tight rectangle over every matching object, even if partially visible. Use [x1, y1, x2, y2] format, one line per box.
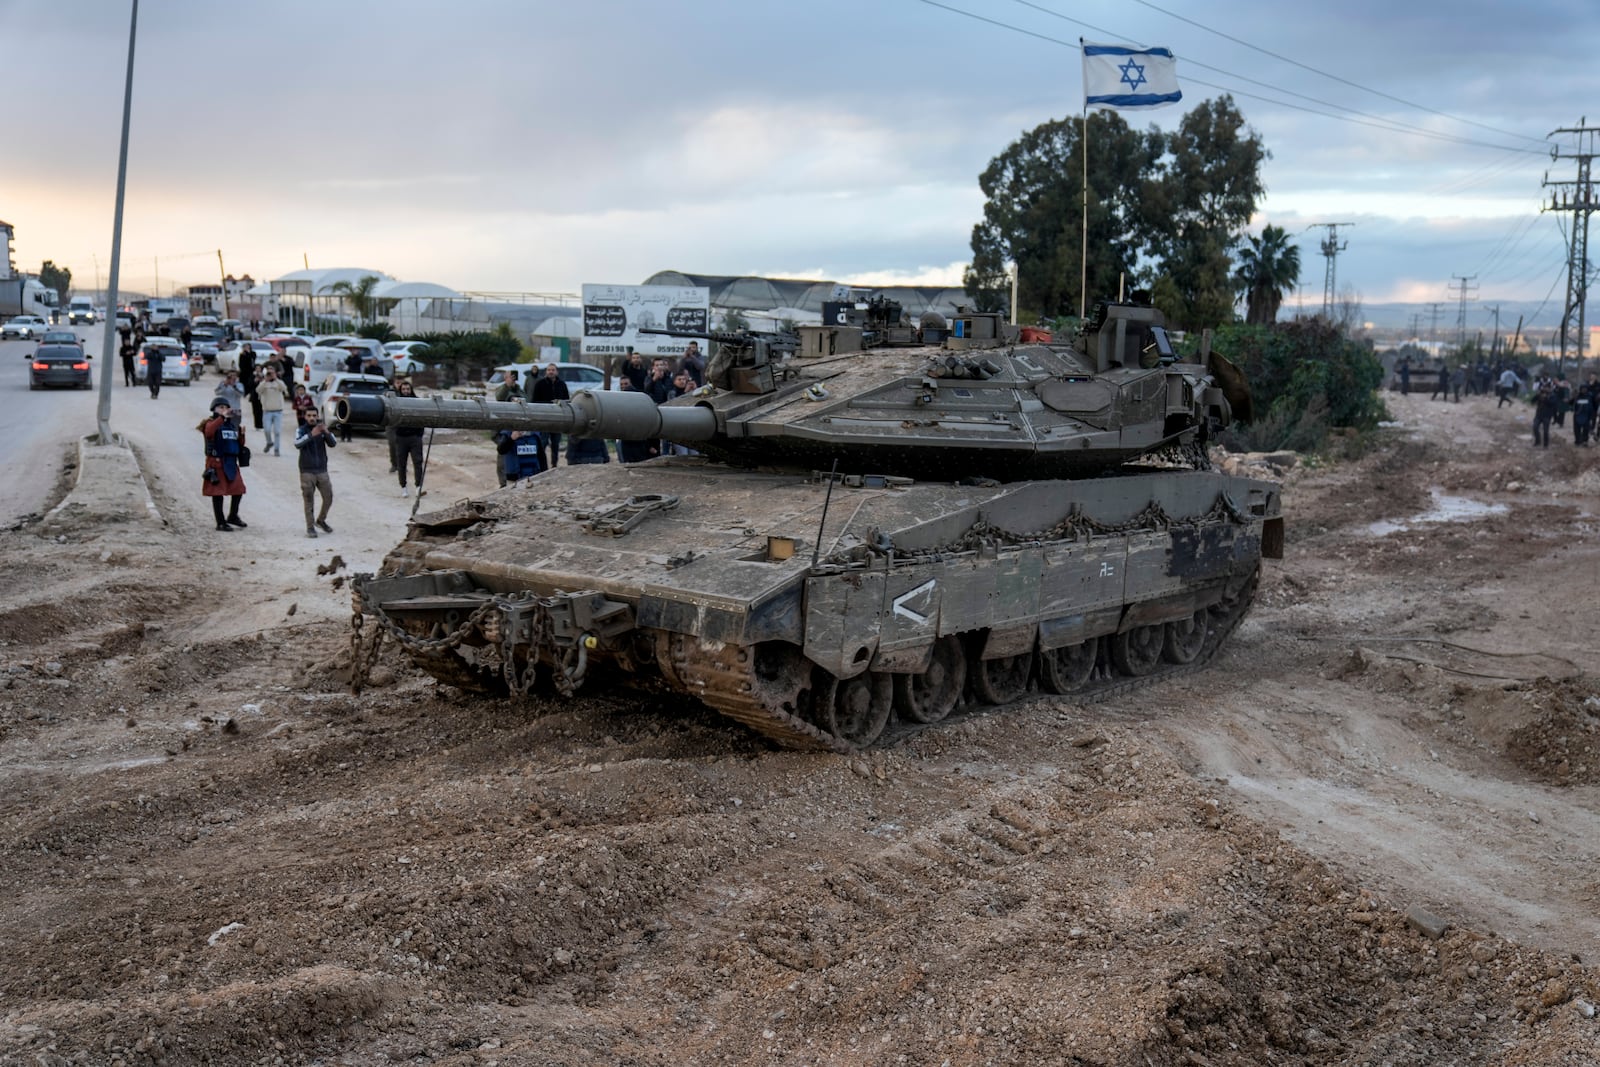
[340, 301, 1245, 481]
[346, 300, 1282, 752]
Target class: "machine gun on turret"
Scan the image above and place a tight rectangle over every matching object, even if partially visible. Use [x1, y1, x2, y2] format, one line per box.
[639, 326, 800, 394]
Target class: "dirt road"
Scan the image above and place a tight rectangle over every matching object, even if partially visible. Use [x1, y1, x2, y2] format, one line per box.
[1, 384, 1597, 1065]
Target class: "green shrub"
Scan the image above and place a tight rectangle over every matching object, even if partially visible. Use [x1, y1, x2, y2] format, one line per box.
[1198, 320, 1383, 453]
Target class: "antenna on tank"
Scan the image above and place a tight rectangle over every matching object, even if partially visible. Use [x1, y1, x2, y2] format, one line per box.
[812, 459, 839, 570]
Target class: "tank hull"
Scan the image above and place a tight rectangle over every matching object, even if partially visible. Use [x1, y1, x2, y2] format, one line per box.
[353, 460, 1282, 751]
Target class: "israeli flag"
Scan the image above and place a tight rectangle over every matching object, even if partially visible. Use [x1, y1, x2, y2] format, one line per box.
[1083, 42, 1182, 111]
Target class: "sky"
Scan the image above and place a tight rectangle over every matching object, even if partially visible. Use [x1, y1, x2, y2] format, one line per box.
[2, 0, 1597, 334]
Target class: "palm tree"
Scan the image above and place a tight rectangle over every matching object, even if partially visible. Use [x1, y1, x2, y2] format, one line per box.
[1234, 226, 1300, 325]
[328, 274, 382, 324]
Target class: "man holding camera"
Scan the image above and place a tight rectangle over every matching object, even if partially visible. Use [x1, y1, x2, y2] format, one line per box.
[294, 410, 337, 538]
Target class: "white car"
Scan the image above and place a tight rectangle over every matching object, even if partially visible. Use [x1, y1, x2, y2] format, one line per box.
[315, 372, 390, 429]
[275, 327, 315, 340]
[214, 339, 262, 373]
[2, 315, 50, 340]
[493, 361, 621, 394]
[134, 338, 191, 384]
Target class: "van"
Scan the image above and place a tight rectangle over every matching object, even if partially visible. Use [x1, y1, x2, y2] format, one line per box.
[67, 299, 97, 325]
[294, 345, 357, 385]
[149, 301, 180, 325]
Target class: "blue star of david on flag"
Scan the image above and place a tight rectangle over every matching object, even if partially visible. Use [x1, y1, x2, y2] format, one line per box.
[1118, 57, 1148, 92]
[1083, 42, 1182, 111]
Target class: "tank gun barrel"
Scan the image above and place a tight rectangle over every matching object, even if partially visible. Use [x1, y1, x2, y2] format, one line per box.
[337, 391, 719, 441]
[638, 325, 799, 350]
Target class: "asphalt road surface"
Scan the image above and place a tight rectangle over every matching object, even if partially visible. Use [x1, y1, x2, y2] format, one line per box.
[0, 324, 499, 603]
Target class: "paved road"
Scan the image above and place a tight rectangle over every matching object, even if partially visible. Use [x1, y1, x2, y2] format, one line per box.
[0, 324, 495, 577]
[0, 324, 106, 524]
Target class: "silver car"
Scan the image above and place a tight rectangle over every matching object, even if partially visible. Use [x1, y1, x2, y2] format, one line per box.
[2, 315, 50, 340]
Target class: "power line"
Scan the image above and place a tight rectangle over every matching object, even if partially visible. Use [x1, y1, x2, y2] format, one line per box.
[1124, 0, 1549, 147]
[910, 0, 1546, 156]
[1008, 0, 1546, 154]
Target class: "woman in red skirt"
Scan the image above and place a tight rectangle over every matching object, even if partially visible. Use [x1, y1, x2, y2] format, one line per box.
[199, 396, 247, 531]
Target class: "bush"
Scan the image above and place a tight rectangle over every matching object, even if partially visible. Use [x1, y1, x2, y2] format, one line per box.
[1200, 320, 1383, 453]
[401, 329, 522, 386]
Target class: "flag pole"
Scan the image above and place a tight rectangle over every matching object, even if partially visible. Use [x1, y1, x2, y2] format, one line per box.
[1080, 106, 1089, 321]
[1079, 37, 1089, 321]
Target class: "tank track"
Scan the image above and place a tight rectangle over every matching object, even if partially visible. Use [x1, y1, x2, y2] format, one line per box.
[687, 568, 1260, 754]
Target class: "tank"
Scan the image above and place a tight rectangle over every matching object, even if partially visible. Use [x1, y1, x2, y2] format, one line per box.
[341, 300, 1283, 752]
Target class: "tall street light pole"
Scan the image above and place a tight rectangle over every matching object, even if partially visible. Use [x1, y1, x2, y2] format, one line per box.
[95, 0, 138, 445]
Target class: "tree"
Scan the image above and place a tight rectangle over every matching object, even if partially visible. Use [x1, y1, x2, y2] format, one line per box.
[1235, 224, 1300, 324]
[964, 113, 1161, 317]
[38, 261, 71, 305]
[1144, 97, 1268, 331]
[964, 96, 1267, 331]
[328, 274, 382, 323]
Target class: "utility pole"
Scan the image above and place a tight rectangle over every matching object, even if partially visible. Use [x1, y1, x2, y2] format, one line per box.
[95, 0, 138, 445]
[1543, 119, 1597, 372]
[1307, 222, 1354, 318]
[1426, 302, 1444, 355]
[217, 249, 229, 319]
[1408, 312, 1422, 340]
[1448, 275, 1477, 352]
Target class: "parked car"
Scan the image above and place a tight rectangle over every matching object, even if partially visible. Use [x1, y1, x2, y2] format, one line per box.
[333, 339, 392, 378]
[135, 338, 191, 384]
[383, 340, 431, 358]
[189, 325, 226, 363]
[258, 334, 308, 352]
[292, 345, 357, 385]
[275, 327, 315, 340]
[312, 334, 358, 349]
[30, 343, 93, 389]
[216, 337, 296, 371]
[492, 361, 619, 394]
[315, 372, 390, 430]
[2, 315, 50, 340]
[193, 315, 219, 327]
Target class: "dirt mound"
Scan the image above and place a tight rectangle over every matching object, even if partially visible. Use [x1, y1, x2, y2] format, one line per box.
[1505, 679, 1600, 785]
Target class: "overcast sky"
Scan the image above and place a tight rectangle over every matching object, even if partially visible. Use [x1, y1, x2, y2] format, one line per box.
[2, 0, 1596, 329]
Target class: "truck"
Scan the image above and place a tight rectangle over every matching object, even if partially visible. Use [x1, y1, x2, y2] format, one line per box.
[0, 276, 60, 322]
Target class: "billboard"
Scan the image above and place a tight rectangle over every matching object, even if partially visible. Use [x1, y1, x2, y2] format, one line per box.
[581, 284, 711, 359]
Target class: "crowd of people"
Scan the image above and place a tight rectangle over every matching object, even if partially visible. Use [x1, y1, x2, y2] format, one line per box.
[1395, 355, 1600, 449]
[487, 343, 706, 481]
[176, 339, 713, 539]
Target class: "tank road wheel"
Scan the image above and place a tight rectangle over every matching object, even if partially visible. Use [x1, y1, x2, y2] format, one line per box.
[1039, 639, 1097, 695]
[1162, 610, 1209, 665]
[894, 635, 966, 724]
[825, 672, 893, 748]
[974, 651, 1033, 705]
[1110, 625, 1163, 677]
